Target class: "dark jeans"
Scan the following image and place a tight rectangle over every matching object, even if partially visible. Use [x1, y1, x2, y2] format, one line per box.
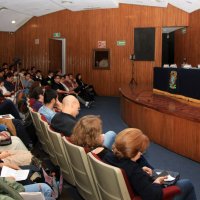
[12, 119, 32, 147]
[174, 179, 197, 200]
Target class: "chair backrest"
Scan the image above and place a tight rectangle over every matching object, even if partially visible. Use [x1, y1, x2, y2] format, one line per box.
[47, 127, 75, 186]
[38, 115, 58, 166]
[20, 192, 45, 200]
[87, 152, 133, 200]
[30, 109, 49, 154]
[62, 137, 99, 200]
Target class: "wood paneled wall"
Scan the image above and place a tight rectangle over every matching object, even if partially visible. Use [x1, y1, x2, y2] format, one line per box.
[174, 9, 200, 67]
[3, 4, 189, 95]
[0, 32, 15, 66]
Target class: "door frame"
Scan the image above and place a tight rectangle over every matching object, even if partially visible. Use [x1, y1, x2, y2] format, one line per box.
[49, 38, 66, 74]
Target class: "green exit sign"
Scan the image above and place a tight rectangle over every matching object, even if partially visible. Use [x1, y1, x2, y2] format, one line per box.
[117, 40, 126, 46]
[53, 32, 61, 37]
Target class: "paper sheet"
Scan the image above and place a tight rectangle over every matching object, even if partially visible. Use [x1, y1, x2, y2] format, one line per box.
[1, 166, 29, 181]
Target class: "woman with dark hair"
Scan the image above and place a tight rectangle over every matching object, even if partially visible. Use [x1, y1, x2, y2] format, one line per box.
[29, 81, 41, 95]
[29, 86, 44, 111]
[75, 73, 96, 101]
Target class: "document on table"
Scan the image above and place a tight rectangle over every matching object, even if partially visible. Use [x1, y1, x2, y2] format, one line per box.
[0, 114, 15, 119]
[1, 166, 29, 181]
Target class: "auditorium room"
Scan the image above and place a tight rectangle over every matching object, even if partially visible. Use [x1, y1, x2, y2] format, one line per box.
[0, 0, 200, 199]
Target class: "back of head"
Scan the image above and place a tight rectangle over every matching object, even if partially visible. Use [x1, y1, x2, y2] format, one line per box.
[4, 72, 13, 80]
[44, 89, 57, 104]
[113, 128, 149, 159]
[29, 81, 41, 95]
[29, 86, 43, 100]
[71, 115, 103, 150]
[62, 95, 80, 115]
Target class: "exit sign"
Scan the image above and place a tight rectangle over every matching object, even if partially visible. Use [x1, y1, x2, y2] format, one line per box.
[53, 32, 61, 37]
[117, 40, 126, 46]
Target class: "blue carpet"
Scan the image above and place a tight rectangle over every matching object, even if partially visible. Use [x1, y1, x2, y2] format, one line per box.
[79, 96, 200, 199]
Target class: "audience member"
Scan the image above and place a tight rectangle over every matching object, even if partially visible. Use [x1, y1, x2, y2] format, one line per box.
[76, 73, 96, 99]
[0, 99, 21, 119]
[29, 87, 44, 111]
[21, 73, 34, 94]
[0, 79, 14, 101]
[33, 70, 43, 84]
[0, 69, 5, 81]
[0, 177, 54, 200]
[4, 73, 15, 92]
[96, 128, 197, 200]
[61, 75, 92, 108]
[38, 89, 61, 123]
[51, 95, 79, 136]
[70, 115, 116, 150]
[44, 71, 54, 86]
[52, 75, 68, 100]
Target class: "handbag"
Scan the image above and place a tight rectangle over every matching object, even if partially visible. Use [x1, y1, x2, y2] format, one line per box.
[42, 166, 63, 199]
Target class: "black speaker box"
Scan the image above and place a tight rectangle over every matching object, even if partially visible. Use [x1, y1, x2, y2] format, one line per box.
[134, 28, 155, 61]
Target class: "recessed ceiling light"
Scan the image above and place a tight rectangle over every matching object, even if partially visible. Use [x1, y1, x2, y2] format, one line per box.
[11, 20, 16, 24]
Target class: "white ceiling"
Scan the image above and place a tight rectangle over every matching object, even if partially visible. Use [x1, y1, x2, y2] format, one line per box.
[0, 0, 199, 32]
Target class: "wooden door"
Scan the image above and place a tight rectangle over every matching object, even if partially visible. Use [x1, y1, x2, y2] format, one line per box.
[49, 39, 62, 73]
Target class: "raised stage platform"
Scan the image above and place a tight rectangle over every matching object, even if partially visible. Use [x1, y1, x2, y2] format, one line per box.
[120, 85, 200, 162]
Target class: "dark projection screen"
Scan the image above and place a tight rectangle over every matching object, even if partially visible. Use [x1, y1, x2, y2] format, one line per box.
[134, 28, 155, 61]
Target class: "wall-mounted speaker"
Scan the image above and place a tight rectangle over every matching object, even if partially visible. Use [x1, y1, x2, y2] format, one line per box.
[134, 27, 155, 61]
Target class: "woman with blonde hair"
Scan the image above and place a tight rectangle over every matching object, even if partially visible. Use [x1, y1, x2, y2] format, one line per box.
[97, 128, 196, 200]
[70, 115, 116, 150]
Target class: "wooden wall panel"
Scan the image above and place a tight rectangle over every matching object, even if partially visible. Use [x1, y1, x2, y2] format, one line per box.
[121, 93, 200, 162]
[174, 10, 200, 67]
[0, 32, 15, 66]
[5, 4, 189, 95]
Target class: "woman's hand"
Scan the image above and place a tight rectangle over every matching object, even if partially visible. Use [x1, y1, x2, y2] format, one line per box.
[153, 176, 168, 184]
[142, 166, 153, 176]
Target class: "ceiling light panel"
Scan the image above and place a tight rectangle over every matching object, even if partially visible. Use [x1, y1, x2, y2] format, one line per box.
[119, 0, 168, 7]
[51, 0, 119, 11]
[169, 0, 200, 13]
